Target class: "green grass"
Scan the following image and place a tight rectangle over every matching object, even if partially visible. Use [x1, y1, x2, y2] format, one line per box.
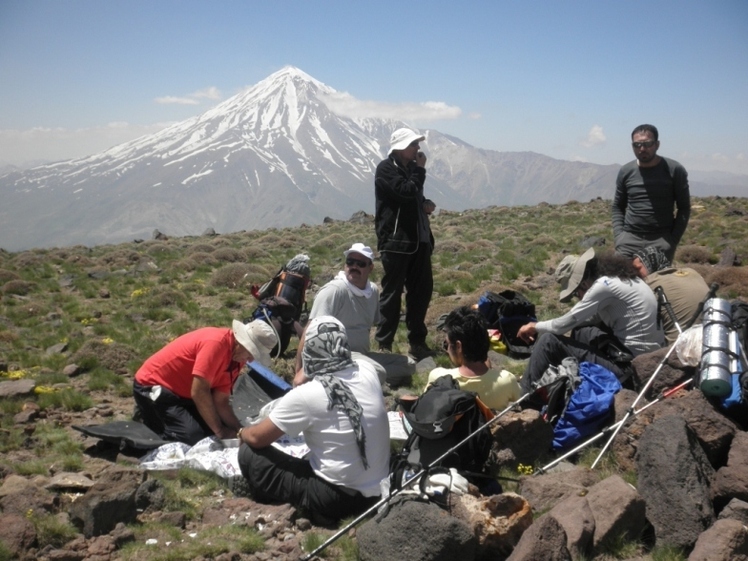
[0, 196, 747, 559]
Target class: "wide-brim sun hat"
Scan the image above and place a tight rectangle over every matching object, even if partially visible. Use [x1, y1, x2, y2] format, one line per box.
[232, 320, 278, 367]
[343, 242, 374, 263]
[389, 128, 425, 153]
[557, 247, 596, 303]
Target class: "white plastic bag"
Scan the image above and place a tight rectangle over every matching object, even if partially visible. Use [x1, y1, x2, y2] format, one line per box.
[675, 325, 703, 367]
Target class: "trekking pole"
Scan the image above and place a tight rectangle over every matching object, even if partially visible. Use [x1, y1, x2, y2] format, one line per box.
[685, 283, 719, 330]
[534, 377, 693, 474]
[591, 330, 686, 469]
[299, 392, 533, 561]
[655, 286, 683, 335]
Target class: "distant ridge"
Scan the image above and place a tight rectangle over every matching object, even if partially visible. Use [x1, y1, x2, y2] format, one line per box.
[1, 66, 745, 252]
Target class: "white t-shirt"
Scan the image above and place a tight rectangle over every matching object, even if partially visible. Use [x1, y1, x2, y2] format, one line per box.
[269, 361, 389, 496]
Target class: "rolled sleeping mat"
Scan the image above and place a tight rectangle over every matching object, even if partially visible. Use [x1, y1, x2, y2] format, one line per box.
[699, 298, 733, 397]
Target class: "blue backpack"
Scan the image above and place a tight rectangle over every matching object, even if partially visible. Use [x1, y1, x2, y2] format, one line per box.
[552, 362, 621, 451]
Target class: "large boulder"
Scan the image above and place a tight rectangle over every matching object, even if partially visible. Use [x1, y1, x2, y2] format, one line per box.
[518, 466, 600, 514]
[451, 492, 533, 560]
[688, 518, 748, 561]
[490, 408, 554, 468]
[357, 497, 477, 561]
[631, 346, 694, 397]
[546, 494, 595, 559]
[612, 389, 736, 470]
[711, 430, 748, 512]
[585, 475, 647, 554]
[69, 467, 145, 537]
[505, 515, 571, 561]
[0, 513, 36, 559]
[718, 498, 748, 524]
[636, 415, 715, 550]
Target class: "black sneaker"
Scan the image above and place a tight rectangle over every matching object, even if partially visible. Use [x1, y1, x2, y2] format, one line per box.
[408, 343, 437, 361]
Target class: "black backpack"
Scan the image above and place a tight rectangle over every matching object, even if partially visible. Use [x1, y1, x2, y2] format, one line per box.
[392, 376, 494, 489]
[477, 290, 537, 359]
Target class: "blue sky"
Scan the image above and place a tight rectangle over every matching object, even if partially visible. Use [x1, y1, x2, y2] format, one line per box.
[1, 0, 746, 176]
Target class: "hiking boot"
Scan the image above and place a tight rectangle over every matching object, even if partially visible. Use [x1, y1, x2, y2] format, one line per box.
[408, 342, 437, 361]
[227, 476, 253, 498]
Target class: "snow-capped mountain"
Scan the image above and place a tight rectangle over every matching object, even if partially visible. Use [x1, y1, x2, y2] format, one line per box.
[1, 66, 623, 251]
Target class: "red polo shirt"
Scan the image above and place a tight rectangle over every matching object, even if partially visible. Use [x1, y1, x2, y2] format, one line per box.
[134, 327, 240, 398]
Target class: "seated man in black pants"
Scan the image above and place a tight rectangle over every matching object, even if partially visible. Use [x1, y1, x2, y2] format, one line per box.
[517, 249, 665, 394]
[236, 316, 389, 524]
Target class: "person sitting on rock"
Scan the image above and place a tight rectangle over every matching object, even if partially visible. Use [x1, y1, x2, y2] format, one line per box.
[293, 242, 415, 387]
[517, 248, 665, 393]
[426, 306, 521, 410]
[237, 316, 389, 524]
[133, 320, 278, 445]
[632, 245, 710, 345]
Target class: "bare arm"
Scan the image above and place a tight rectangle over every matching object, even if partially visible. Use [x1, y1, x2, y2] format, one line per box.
[213, 390, 242, 433]
[292, 327, 310, 387]
[190, 376, 236, 439]
[238, 417, 285, 448]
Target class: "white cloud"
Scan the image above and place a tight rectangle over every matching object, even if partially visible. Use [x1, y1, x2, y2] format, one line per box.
[319, 91, 461, 121]
[155, 96, 199, 105]
[154, 86, 222, 105]
[580, 125, 606, 148]
[0, 122, 174, 168]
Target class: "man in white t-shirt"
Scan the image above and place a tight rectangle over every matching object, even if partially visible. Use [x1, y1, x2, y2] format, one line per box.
[237, 316, 390, 523]
[294, 243, 415, 386]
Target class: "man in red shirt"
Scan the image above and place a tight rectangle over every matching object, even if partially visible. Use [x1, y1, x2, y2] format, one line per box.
[133, 320, 277, 445]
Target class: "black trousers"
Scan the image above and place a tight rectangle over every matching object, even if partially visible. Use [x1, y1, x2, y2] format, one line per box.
[237, 444, 378, 520]
[132, 381, 213, 446]
[375, 243, 433, 347]
[520, 329, 629, 395]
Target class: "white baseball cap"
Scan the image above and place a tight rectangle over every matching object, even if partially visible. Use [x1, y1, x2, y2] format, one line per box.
[343, 242, 374, 263]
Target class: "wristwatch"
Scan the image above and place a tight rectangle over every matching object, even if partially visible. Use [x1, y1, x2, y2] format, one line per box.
[237, 427, 244, 441]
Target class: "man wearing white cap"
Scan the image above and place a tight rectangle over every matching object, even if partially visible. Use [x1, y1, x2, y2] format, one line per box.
[374, 127, 437, 361]
[293, 242, 415, 386]
[133, 320, 278, 445]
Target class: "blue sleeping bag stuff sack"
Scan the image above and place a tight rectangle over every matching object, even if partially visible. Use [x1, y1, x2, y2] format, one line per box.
[552, 362, 622, 451]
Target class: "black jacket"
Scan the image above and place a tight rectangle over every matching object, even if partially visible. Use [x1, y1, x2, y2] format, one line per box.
[374, 156, 434, 254]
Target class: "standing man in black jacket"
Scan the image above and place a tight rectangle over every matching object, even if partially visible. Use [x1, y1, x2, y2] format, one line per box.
[374, 128, 436, 361]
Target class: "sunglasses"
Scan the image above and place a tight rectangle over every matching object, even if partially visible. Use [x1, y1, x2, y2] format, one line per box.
[632, 140, 657, 149]
[345, 258, 369, 268]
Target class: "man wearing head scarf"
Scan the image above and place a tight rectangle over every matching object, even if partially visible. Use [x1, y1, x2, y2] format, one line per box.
[293, 242, 415, 387]
[632, 245, 710, 344]
[133, 320, 278, 445]
[516, 249, 664, 394]
[237, 316, 389, 523]
[374, 128, 437, 361]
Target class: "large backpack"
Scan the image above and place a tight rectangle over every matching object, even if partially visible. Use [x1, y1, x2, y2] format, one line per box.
[392, 376, 494, 488]
[477, 290, 537, 359]
[247, 254, 311, 357]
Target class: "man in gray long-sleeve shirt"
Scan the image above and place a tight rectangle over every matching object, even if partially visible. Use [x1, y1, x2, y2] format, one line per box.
[612, 124, 690, 261]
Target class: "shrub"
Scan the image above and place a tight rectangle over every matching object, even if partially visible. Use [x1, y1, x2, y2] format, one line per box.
[2, 279, 36, 295]
[187, 243, 216, 254]
[0, 269, 20, 284]
[72, 340, 138, 373]
[676, 245, 713, 264]
[212, 247, 244, 263]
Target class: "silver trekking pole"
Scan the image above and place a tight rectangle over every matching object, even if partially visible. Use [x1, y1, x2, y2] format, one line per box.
[591, 329, 687, 469]
[655, 286, 683, 335]
[535, 377, 693, 474]
[299, 392, 533, 561]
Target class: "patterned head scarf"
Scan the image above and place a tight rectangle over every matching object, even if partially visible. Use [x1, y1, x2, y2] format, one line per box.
[634, 246, 671, 275]
[302, 316, 368, 469]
